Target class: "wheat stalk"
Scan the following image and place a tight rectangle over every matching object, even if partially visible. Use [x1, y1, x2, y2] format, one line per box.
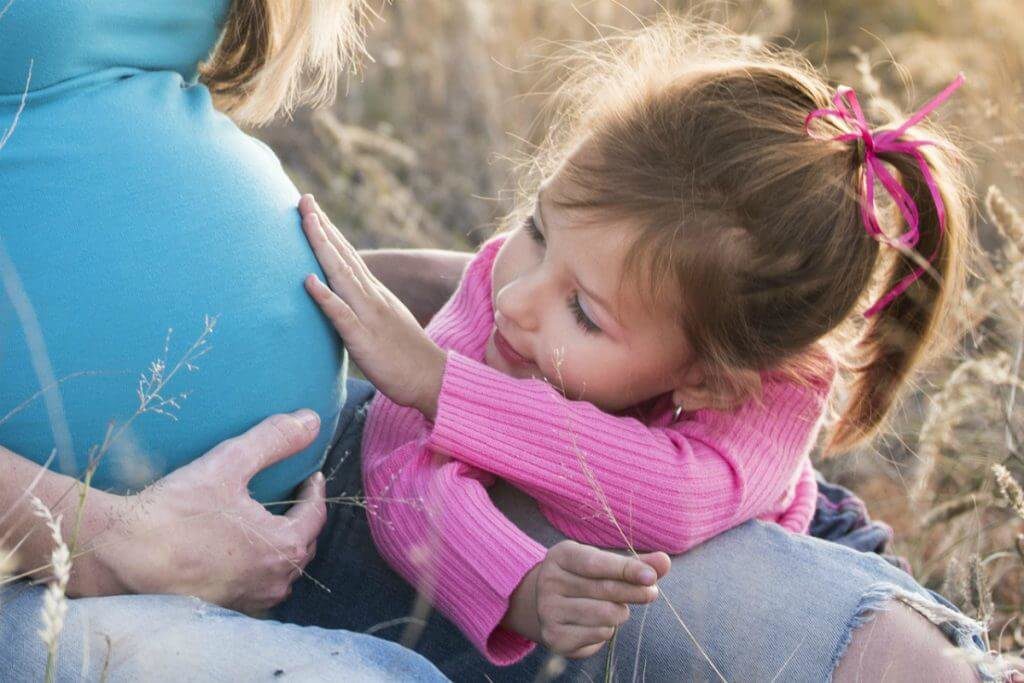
[993, 464, 1024, 520]
[29, 496, 71, 683]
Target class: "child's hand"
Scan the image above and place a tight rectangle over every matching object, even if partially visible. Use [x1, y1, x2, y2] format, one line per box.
[504, 540, 671, 659]
[299, 195, 446, 419]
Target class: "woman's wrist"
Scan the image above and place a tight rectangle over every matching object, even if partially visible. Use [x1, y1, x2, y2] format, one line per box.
[65, 489, 134, 598]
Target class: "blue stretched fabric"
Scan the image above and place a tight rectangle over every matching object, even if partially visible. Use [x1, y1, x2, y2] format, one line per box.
[0, 1, 346, 505]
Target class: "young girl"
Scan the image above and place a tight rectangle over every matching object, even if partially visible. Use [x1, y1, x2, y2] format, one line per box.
[299, 21, 970, 667]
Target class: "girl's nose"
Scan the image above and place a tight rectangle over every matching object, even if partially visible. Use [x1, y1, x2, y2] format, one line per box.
[495, 274, 542, 333]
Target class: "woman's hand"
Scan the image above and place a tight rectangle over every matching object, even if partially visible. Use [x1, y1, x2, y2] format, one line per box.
[80, 410, 327, 614]
[299, 195, 446, 420]
[503, 540, 671, 659]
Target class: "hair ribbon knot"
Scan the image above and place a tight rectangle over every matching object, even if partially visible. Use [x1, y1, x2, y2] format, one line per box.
[803, 72, 965, 317]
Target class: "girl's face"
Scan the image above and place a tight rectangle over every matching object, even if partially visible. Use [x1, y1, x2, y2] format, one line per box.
[486, 173, 698, 412]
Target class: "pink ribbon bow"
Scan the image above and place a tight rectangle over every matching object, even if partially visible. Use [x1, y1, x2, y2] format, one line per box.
[803, 72, 965, 317]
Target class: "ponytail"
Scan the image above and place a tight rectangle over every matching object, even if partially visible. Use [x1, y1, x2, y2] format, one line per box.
[826, 125, 972, 453]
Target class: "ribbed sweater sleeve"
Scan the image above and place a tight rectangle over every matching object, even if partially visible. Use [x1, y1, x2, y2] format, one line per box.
[361, 436, 545, 664]
[427, 353, 830, 554]
[361, 238, 545, 665]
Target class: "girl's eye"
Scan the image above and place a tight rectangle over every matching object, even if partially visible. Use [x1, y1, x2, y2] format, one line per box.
[524, 215, 545, 245]
[569, 294, 601, 334]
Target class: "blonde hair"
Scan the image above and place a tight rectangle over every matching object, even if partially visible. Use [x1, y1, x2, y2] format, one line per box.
[200, 0, 370, 126]
[515, 17, 973, 453]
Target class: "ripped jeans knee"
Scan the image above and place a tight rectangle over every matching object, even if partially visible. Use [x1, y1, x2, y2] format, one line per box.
[833, 586, 996, 682]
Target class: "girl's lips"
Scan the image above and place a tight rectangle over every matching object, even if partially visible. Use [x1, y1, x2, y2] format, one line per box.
[493, 328, 531, 366]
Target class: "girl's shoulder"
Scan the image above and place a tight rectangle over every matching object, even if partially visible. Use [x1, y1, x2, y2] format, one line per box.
[471, 234, 508, 268]
[457, 234, 508, 296]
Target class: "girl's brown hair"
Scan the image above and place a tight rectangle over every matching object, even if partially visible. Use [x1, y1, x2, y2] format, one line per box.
[520, 18, 972, 453]
[200, 0, 370, 126]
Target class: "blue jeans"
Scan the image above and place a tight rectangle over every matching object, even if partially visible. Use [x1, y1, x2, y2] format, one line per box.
[0, 583, 445, 682]
[0, 380, 988, 681]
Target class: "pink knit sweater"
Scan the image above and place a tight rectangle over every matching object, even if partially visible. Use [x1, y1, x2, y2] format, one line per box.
[361, 236, 832, 664]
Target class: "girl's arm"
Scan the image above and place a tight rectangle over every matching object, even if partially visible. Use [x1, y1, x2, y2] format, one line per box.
[362, 431, 665, 664]
[425, 352, 828, 554]
[361, 438, 545, 663]
[300, 194, 826, 555]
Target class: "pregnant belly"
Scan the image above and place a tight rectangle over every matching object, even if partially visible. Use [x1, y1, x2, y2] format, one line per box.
[0, 69, 346, 505]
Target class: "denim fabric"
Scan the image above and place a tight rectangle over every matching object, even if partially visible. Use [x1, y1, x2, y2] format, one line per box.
[0, 581, 446, 682]
[272, 380, 990, 681]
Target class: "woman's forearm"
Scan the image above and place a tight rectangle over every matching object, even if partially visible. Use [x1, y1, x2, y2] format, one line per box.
[360, 248, 471, 327]
[0, 444, 119, 595]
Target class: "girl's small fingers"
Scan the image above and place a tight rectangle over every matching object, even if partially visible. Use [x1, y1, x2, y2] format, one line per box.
[559, 598, 631, 628]
[302, 215, 367, 299]
[562, 575, 659, 605]
[554, 542, 658, 585]
[544, 624, 615, 658]
[299, 193, 317, 217]
[565, 642, 607, 660]
[636, 551, 672, 579]
[308, 200, 376, 285]
[560, 626, 616, 655]
[305, 275, 360, 334]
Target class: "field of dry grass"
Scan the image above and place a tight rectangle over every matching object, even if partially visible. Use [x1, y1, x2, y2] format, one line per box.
[260, 0, 1024, 665]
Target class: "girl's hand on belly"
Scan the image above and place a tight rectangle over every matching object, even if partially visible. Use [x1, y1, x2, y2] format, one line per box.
[300, 195, 447, 421]
[85, 411, 327, 613]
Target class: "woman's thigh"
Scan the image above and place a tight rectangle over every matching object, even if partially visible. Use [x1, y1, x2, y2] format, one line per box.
[492, 482, 989, 682]
[563, 523, 985, 681]
[0, 581, 445, 682]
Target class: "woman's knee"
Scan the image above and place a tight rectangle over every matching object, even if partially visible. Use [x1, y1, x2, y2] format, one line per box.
[833, 600, 978, 682]
[586, 523, 988, 681]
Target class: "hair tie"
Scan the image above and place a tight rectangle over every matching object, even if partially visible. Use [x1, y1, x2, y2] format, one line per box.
[803, 72, 965, 317]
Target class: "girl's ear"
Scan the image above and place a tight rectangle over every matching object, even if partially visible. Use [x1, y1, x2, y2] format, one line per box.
[671, 364, 760, 412]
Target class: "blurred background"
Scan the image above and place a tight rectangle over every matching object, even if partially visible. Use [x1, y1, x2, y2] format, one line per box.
[259, 0, 1024, 656]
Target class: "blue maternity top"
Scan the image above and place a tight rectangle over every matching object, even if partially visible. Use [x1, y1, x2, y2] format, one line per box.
[0, 1, 346, 504]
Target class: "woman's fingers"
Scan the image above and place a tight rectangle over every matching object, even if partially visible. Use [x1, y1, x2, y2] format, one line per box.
[283, 470, 327, 549]
[210, 411, 321, 484]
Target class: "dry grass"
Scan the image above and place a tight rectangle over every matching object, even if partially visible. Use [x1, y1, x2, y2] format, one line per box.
[261, 0, 1024, 669]
[29, 496, 71, 683]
